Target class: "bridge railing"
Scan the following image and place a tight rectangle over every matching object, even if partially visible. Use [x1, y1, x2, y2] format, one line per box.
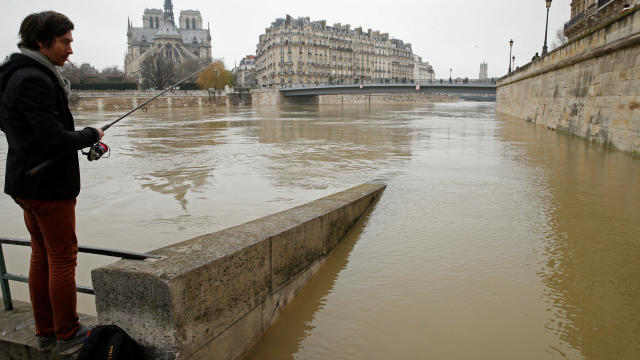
[0, 237, 161, 311]
[279, 81, 497, 91]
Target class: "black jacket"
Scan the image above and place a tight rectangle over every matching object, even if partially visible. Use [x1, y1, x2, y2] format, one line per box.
[0, 53, 99, 200]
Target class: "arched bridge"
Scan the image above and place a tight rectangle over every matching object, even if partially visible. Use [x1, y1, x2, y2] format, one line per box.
[279, 83, 496, 99]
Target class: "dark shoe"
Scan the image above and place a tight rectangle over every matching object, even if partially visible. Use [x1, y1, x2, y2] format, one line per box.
[57, 324, 90, 355]
[36, 334, 56, 352]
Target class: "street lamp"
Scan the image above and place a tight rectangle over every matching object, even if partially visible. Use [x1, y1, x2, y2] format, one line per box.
[508, 39, 514, 73]
[542, 0, 552, 56]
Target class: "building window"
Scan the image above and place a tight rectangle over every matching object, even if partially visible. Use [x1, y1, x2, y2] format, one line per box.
[186, 20, 190, 29]
[192, 19, 196, 29]
[155, 17, 159, 28]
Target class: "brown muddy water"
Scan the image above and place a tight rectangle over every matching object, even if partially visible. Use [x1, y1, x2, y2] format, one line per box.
[0, 103, 638, 359]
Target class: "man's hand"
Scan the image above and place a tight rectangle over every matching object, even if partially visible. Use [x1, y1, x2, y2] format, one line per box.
[96, 128, 104, 140]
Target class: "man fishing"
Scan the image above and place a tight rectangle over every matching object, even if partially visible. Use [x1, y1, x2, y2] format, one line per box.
[0, 11, 103, 354]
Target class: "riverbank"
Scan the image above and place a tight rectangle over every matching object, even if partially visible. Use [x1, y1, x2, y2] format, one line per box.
[69, 90, 223, 111]
[496, 5, 640, 155]
[68, 89, 461, 111]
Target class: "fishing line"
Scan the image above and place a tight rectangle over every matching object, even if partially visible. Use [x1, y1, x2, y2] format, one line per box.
[26, 64, 211, 176]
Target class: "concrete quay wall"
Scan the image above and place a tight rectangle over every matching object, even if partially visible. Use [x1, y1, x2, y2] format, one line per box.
[91, 182, 386, 360]
[69, 90, 226, 112]
[316, 93, 457, 105]
[251, 88, 458, 106]
[496, 6, 640, 155]
[68, 89, 458, 111]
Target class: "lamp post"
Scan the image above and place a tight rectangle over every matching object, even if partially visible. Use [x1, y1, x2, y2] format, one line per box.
[508, 39, 514, 73]
[542, 0, 552, 56]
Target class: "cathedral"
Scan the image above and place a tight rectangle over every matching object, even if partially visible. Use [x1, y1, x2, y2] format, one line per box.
[125, 0, 212, 82]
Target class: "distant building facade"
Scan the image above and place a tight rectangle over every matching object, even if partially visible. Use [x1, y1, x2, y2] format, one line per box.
[564, 0, 639, 40]
[413, 55, 435, 83]
[255, 15, 423, 87]
[479, 62, 488, 80]
[233, 55, 257, 88]
[125, 0, 212, 82]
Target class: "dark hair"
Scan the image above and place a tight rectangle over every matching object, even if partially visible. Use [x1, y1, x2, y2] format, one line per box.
[18, 11, 74, 50]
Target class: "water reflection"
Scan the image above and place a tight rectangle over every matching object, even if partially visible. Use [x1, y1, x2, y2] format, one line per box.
[245, 200, 376, 360]
[252, 106, 414, 190]
[1, 104, 638, 359]
[497, 114, 640, 359]
[120, 105, 416, 208]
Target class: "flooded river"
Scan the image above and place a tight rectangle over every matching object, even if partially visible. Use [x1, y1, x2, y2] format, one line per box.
[0, 103, 638, 359]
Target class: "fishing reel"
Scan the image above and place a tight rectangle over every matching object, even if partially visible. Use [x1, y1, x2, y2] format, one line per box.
[82, 142, 110, 161]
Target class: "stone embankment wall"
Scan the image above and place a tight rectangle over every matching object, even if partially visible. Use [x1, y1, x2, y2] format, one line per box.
[251, 88, 280, 106]
[69, 90, 226, 112]
[251, 88, 458, 106]
[69, 88, 459, 111]
[92, 182, 386, 360]
[316, 93, 457, 105]
[496, 6, 640, 155]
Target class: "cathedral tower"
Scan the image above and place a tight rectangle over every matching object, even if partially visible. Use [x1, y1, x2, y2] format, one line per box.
[164, 0, 175, 24]
[125, 0, 212, 83]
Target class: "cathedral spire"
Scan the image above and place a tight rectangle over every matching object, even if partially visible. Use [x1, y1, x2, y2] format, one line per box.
[164, 0, 175, 24]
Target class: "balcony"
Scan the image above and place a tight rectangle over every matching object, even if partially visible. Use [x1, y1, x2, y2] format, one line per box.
[564, 0, 620, 40]
[564, 11, 585, 32]
[598, 0, 613, 7]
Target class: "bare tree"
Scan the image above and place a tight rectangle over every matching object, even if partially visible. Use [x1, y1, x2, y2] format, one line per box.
[141, 53, 176, 89]
[551, 29, 568, 50]
[176, 58, 207, 80]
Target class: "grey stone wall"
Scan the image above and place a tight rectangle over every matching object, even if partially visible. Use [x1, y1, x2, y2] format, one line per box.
[91, 182, 386, 359]
[69, 90, 225, 112]
[316, 93, 457, 105]
[69, 89, 459, 111]
[250, 88, 458, 106]
[496, 7, 640, 155]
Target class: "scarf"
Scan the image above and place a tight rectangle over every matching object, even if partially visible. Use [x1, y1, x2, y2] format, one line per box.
[19, 47, 71, 99]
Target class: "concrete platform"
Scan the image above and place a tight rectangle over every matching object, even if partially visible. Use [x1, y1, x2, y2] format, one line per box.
[0, 299, 96, 360]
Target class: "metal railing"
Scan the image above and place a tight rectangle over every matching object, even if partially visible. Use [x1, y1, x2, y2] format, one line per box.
[0, 237, 161, 311]
[598, 0, 614, 8]
[564, 11, 586, 31]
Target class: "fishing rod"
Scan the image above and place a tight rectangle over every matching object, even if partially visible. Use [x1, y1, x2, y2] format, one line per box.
[26, 64, 212, 177]
[101, 64, 211, 132]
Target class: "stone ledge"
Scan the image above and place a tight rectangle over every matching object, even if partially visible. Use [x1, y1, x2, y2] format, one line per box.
[0, 300, 96, 360]
[92, 182, 386, 359]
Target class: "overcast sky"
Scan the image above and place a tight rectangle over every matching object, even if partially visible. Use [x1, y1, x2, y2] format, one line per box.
[1, 0, 571, 79]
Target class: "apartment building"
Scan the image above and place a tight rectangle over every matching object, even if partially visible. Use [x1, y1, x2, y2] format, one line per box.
[413, 55, 435, 83]
[564, 0, 639, 40]
[255, 15, 417, 87]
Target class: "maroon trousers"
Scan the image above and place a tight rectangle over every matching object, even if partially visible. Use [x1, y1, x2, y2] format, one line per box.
[14, 197, 79, 341]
